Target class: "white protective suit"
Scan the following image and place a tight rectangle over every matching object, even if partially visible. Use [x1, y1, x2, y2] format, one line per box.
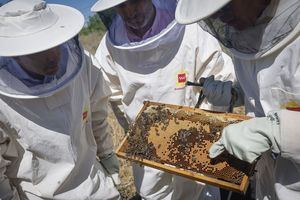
[0, 42, 120, 200]
[94, 7, 235, 200]
[227, 1, 300, 199]
[234, 36, 300, 200]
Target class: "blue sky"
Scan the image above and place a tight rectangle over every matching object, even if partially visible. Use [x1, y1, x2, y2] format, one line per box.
[47, 0, 98, 21]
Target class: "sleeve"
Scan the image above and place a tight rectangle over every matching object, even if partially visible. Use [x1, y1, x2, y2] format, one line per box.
[93, 36, 129, 130]
[94, 36, 123, 103]
[192, 24, 237, 112]
[86, 52, 114, 158]
[279, 110, 300, 165]
[232, 83, 245, 107]
[0, 120, 20, 200]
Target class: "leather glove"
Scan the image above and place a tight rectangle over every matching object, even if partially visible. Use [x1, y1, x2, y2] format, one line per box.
[209, 111, 281, 163]
[100, 153, 121, 185]
[100, 152, 120, 175]
[202, 75, 233, 106]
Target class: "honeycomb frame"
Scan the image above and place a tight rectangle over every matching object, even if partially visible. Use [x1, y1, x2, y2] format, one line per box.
[116, 101, 255, 194]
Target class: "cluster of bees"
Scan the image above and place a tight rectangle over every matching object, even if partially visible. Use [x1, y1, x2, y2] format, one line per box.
[126, 105, 168, 161]
[126, 104, 252, 185]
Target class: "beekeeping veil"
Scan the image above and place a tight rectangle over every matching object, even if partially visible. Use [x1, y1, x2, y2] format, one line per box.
[92, 0, 184, 73]
[0, 0, 84, 98]
[91, 0, 176, 44]
[177, 0, 300, 58]
[91, 0, 122, 31]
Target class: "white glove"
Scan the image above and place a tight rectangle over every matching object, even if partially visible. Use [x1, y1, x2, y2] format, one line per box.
[209, 111, 281, 163]
[202, 75, 233, 106]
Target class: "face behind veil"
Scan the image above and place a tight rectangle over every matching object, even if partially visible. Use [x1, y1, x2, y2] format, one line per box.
[198, 0, 300, 56]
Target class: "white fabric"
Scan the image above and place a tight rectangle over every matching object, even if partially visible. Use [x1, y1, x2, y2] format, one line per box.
[0, 49, 120, 199]
[231, 23, 300, 200]
[0, 0, 84, 57]
[175, 0, 231, 24]
[277, 110, 300, 200]
[91, 0, 126, 12]
[94, 21, 235, 200]
[0, 0, 58, 37]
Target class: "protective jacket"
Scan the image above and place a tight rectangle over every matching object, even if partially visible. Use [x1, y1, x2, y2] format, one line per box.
[94, 21, 235, 200]
[232, 12, 300, 200]
[0, 44, 120, 200]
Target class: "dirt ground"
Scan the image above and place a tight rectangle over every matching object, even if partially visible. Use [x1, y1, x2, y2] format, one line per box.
[79, 33, 245, 199]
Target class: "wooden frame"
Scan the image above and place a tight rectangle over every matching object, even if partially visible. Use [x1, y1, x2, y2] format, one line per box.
[116, 101, 253, 194]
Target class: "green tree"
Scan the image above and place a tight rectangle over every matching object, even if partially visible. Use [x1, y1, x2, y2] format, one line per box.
[80, 14, 106, 36]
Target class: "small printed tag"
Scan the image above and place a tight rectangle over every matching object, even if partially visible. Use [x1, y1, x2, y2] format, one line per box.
[82, 104, 89, 122]
[175, 69, 188, 90]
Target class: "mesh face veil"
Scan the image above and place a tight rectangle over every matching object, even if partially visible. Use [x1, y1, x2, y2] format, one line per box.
[198, 0, 300, 56]
[97, 8, 117, 30]
[0, 38, 83, 98]
[97, 0, 176, 46]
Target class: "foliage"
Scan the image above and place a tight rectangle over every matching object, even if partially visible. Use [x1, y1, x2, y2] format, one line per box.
[80, 14, 107, 36]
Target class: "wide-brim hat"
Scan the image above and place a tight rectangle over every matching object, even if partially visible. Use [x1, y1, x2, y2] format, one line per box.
[0, 0, 84, 57]
[91, 0, 127, 12]
[175, 0, 231, 24]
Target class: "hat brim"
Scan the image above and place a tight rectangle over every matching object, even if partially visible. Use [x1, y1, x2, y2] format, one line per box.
[175, 0, 231, 25]
[0, 4, 84, 57]
[91, 0, 127, 12]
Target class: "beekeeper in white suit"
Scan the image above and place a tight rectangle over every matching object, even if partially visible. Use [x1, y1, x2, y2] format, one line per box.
[91, 0, 236, 199]
[0, 0, 120, 199]
[176, 0, 300, 199]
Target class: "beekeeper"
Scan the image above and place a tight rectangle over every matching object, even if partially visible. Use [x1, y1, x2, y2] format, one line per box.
[0, 0, 120, 199]
[176, 0, 300, 199]
[91, 0, 236, 199]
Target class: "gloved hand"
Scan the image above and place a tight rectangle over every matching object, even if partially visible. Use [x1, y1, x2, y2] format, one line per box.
[209, 111, 281, 163]
[100, 153, 121, 185]
[100, 152, 120, 175]
[202, 75, 233, 106]
[0, 179, 20, 200]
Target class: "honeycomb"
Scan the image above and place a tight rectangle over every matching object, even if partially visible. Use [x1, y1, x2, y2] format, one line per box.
[125, 103, 254, 185]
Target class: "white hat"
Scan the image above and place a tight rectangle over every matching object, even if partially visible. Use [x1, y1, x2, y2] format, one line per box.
[91, 0, 127, 12]
[175, 0, 231, 24]
[0, 0, 84, 57]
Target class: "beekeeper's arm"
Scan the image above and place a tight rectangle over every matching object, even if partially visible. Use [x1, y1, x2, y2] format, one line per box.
[209, 110, 300, 165]
[94, 37, 123, 103]
[86, 52, 120, 176]
[93, 37, 129, 130]
[194, 26, 244, 109]
[0, 120, 20, 200]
